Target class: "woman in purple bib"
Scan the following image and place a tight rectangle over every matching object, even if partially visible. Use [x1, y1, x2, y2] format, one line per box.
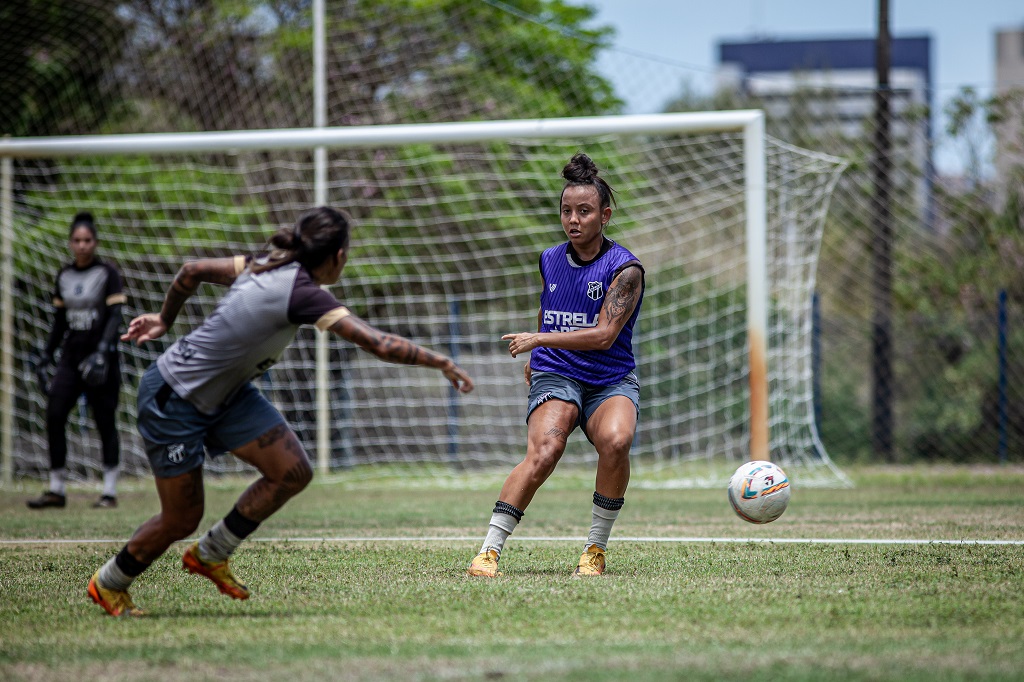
[469, 153, 645, 578]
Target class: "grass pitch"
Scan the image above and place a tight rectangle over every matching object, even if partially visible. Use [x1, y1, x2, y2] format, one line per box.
[2, 465, 1023, 681]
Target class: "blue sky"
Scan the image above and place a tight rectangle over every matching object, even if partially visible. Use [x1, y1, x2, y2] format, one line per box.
[582, 0, 1023, 174]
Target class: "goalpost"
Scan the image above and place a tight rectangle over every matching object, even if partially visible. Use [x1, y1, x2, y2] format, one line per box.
[0, 111, 850, 488]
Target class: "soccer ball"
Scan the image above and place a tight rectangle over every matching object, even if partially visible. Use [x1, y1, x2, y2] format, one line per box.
[727, 460, 791, 524]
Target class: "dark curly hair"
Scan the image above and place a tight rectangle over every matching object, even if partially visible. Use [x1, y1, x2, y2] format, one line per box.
[69, 211, 97, 238]
[560, 152, 616, 210]
[251, 206, 351, 274]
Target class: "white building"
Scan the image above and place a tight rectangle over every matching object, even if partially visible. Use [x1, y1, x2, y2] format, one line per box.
[716, 36, 933, 221]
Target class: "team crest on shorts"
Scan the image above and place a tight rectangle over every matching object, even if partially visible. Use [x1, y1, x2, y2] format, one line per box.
[166, 443, 186, 464]
[587, 281, 603, 300]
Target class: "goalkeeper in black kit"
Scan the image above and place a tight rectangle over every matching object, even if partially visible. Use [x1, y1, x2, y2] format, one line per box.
[27, 212, 126, 510]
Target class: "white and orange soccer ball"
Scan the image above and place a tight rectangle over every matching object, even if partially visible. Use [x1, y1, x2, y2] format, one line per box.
[727, 460, 791, 524]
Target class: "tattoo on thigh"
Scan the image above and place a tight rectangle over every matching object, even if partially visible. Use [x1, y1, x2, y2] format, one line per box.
[257, 423, 289, 448]
[285, 433, 307, 459]
[545, 426, 569, 442]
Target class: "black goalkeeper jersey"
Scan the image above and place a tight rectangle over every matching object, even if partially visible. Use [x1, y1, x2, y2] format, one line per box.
[51, 258, 126, 361]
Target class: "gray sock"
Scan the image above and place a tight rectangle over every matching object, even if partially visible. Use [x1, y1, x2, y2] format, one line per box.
[97, 555, 134, 592]
[587, 504, 621, 551]
[480, 512, 519, 557]
[197, 520, 244, 563]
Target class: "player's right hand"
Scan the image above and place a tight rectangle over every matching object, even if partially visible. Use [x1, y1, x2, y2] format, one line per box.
[121, 313, 168, 345]
[78, 351, 109, 386]
[523, 363, 532, 386]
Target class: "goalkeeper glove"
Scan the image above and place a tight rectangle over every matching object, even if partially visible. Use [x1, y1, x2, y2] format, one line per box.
[78, 344, 110, 387]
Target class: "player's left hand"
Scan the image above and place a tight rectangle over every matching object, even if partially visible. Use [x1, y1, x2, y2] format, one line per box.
[502, 332, 540, 358]
[122, 313, 168, 345]
[442, 362, 474, 394]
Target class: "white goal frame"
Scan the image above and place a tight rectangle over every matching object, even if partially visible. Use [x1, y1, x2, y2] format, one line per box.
[0, 111, 769, 483]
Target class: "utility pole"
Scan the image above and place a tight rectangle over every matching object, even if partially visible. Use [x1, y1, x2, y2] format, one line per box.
[871, 0, 895, 460]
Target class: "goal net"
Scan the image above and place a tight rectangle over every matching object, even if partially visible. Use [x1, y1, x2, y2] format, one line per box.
[1, 114, 850, 488]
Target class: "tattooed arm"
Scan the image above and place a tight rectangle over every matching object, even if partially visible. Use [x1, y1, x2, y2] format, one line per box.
[328, 314, 474, 393]
[503, 264, 643, 358]
[121, 257, 243, 345]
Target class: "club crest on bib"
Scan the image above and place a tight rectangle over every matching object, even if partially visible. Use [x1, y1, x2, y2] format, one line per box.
[587, 281, 603, 301]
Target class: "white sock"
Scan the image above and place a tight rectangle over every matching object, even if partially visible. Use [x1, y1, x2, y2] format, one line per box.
[480, 512, 519, 557]
[49, 469, 66, 496]
[102, 466, 119, 497]
[97, 555, 135, 591]
[587, 504, 621, 551]
[198, 520, 244, 563]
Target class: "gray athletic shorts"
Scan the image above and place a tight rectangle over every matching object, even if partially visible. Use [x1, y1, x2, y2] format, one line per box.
[527, 370, 640, 442]
[136, 363, 287, 478]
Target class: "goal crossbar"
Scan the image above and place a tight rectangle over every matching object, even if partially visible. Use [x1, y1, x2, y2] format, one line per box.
[0, 111, 765, 157]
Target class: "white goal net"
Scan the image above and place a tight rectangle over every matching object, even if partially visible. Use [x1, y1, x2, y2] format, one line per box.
[1, 114, 849, 487]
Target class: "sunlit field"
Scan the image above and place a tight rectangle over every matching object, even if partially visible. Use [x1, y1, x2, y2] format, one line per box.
[2, 465, 1023, 681]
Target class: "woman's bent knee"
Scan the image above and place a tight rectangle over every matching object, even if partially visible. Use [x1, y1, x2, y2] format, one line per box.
[281, 457, 313, 493]
[162, 514, 202, 541]
[606, 434, 634, 457]
[526, 444, 564, 480]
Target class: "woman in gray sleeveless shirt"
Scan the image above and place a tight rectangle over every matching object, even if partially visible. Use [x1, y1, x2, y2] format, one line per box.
[87, 206, 474, 617]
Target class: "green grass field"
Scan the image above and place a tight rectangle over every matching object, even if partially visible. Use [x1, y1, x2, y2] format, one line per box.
[2, 465, 1024, 681]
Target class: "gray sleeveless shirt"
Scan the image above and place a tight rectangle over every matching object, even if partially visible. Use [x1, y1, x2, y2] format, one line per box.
[156, 260, 348, 414]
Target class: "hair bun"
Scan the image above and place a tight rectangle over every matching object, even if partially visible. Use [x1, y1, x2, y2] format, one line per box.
[269, 230, 297, 250]
[561, 152, 599, 183]
[72, 211, 94, 224]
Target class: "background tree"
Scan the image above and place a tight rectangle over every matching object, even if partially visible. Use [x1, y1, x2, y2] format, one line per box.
[0, 1, 127, 137]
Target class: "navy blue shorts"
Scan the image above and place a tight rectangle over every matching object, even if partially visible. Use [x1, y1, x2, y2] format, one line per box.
[136, 363, 287, 478]
[527, 370, 640, 441]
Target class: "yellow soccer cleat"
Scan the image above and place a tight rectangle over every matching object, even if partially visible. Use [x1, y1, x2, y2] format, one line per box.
[88, 571, 144, 617]
[182, 542, 250, 600]
[572, 544, 606, 577]
[467, 549, 502, 577]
